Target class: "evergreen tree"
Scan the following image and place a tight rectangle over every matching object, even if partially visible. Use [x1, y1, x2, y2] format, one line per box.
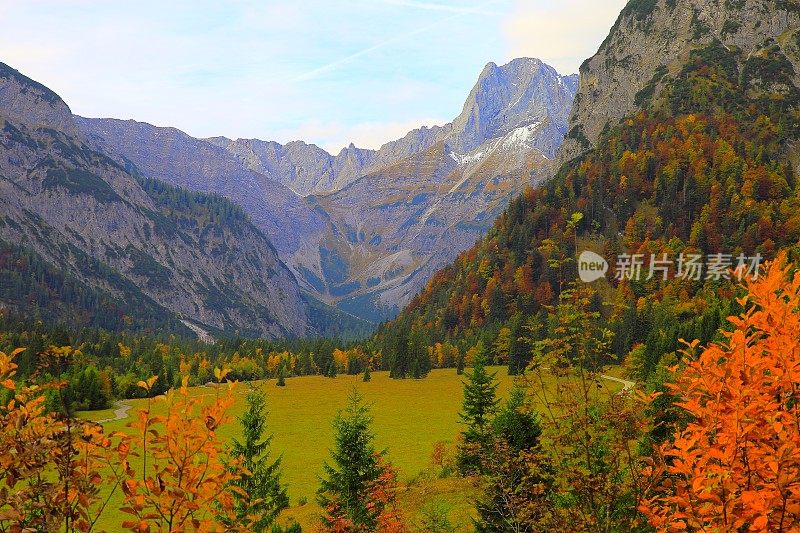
[221, 387, 289, 531]
[326, 360, 337, 378]
[474, 441, 556, 532]
[456, 351, 465, 375]
[317, 389, 384, 530]
[276, 365, 286, 387]
[506, 316, 529, 376]
[388, 325, 410, 378]
[408, 327, 431, 379]
[493, 385, 541, 451]
[457, 351, 499, 474]
[362, 365, 371, 382]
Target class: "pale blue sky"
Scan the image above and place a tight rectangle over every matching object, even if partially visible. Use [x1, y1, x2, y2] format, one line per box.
[1, 0, 625, 153]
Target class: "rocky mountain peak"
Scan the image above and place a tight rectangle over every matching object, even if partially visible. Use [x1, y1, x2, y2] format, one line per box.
[558, 0, 800, 166]
[0, 62, 76, 134]
[449, 57, 577, 156]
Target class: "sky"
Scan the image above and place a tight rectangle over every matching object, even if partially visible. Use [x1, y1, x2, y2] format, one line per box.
[1, 0, 626, 153]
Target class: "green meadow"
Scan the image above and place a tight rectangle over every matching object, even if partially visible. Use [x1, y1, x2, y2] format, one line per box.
[80, 367, 623, 530]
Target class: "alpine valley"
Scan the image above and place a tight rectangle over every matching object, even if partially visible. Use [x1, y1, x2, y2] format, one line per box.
[76, 58, 577, 324]
[0, 57, 577, 337]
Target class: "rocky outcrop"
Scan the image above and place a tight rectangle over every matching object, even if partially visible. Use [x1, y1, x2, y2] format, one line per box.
[0, 63, 76, 134]
[558, 0, 800, 167]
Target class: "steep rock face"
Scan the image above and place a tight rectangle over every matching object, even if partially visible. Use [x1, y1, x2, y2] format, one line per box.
[0, 63, 76, 134]
[312, 59, 576, 319]
[76, 118, 328, 260]
[447, 58, 577, 156]
[0, 63, 311, 338]
[559, 0, 800, 166]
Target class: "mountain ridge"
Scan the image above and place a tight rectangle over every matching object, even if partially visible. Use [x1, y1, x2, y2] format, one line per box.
[0, 61, 325, 339]
[77, 57, 578, 321]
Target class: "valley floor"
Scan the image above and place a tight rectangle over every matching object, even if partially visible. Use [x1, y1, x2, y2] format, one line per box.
[80, 367, 626, 530]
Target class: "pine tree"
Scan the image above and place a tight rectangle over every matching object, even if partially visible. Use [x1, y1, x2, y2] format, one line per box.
[388, 325, 410, 378]
[493, 385, 541, 451]
[362, 365, 371, 382]
[456, 351, 465, 375]
[317, 389, 385, 530]
[221, 387, 289, 531]
[408, 327, 431, 379]
[276, 365, 286, 387]
[457, 351, 499, 474]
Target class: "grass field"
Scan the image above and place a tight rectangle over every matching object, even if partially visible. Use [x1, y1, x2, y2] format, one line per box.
[79, 366, 624, 530]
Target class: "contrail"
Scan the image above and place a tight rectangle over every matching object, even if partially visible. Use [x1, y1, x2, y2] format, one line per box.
[293, 0, 508, 82]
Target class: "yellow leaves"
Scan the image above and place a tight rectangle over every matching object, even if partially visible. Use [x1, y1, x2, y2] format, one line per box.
[118, 342, 132, 359]
[137, 375, 158, 393]
[213, 366, 230, 383]
[120, 371, 238, 531]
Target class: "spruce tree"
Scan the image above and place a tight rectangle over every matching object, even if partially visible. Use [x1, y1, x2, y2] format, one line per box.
[493, 385, 541, 450]
[408, 327, 431, 379]
[457, 351, 499, 474]
[221, 387, 289, 531]
[317, 389, 383, 529]
[276, 365, 286, 387]
[362, 365, 371, 382]
[388, 325, 410, 378]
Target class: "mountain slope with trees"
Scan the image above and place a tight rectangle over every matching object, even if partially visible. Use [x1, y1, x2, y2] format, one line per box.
[373, 0, 800, 380]
[0, 61, 315, 339]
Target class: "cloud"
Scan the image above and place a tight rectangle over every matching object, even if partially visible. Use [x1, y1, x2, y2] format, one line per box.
[276, 117, 448, 154]
[502, 0, 627, 74]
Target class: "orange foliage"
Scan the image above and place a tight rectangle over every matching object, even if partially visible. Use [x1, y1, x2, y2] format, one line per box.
[641, 256, 800, 531]
[119, 369, 241, 532]
[0, 348, 126, 532]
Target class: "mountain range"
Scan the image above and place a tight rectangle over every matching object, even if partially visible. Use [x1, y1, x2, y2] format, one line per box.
[0, 56, 577, 336]
[77, 58, 577, 322]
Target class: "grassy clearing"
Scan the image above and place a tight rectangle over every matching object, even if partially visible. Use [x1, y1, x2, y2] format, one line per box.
[80, 367, 623, 530]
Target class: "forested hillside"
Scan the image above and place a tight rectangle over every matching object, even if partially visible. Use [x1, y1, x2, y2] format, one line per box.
[373, 5, 800, 380]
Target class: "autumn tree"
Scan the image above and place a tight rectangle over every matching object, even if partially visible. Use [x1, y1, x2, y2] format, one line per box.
[0, 347, 126, 532]
[641, 256, 800, 531]
[524, 285, 650, 531]
[119, 369, 240, 531]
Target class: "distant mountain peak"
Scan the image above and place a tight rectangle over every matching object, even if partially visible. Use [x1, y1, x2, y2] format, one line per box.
[449, 57, 576, 156]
